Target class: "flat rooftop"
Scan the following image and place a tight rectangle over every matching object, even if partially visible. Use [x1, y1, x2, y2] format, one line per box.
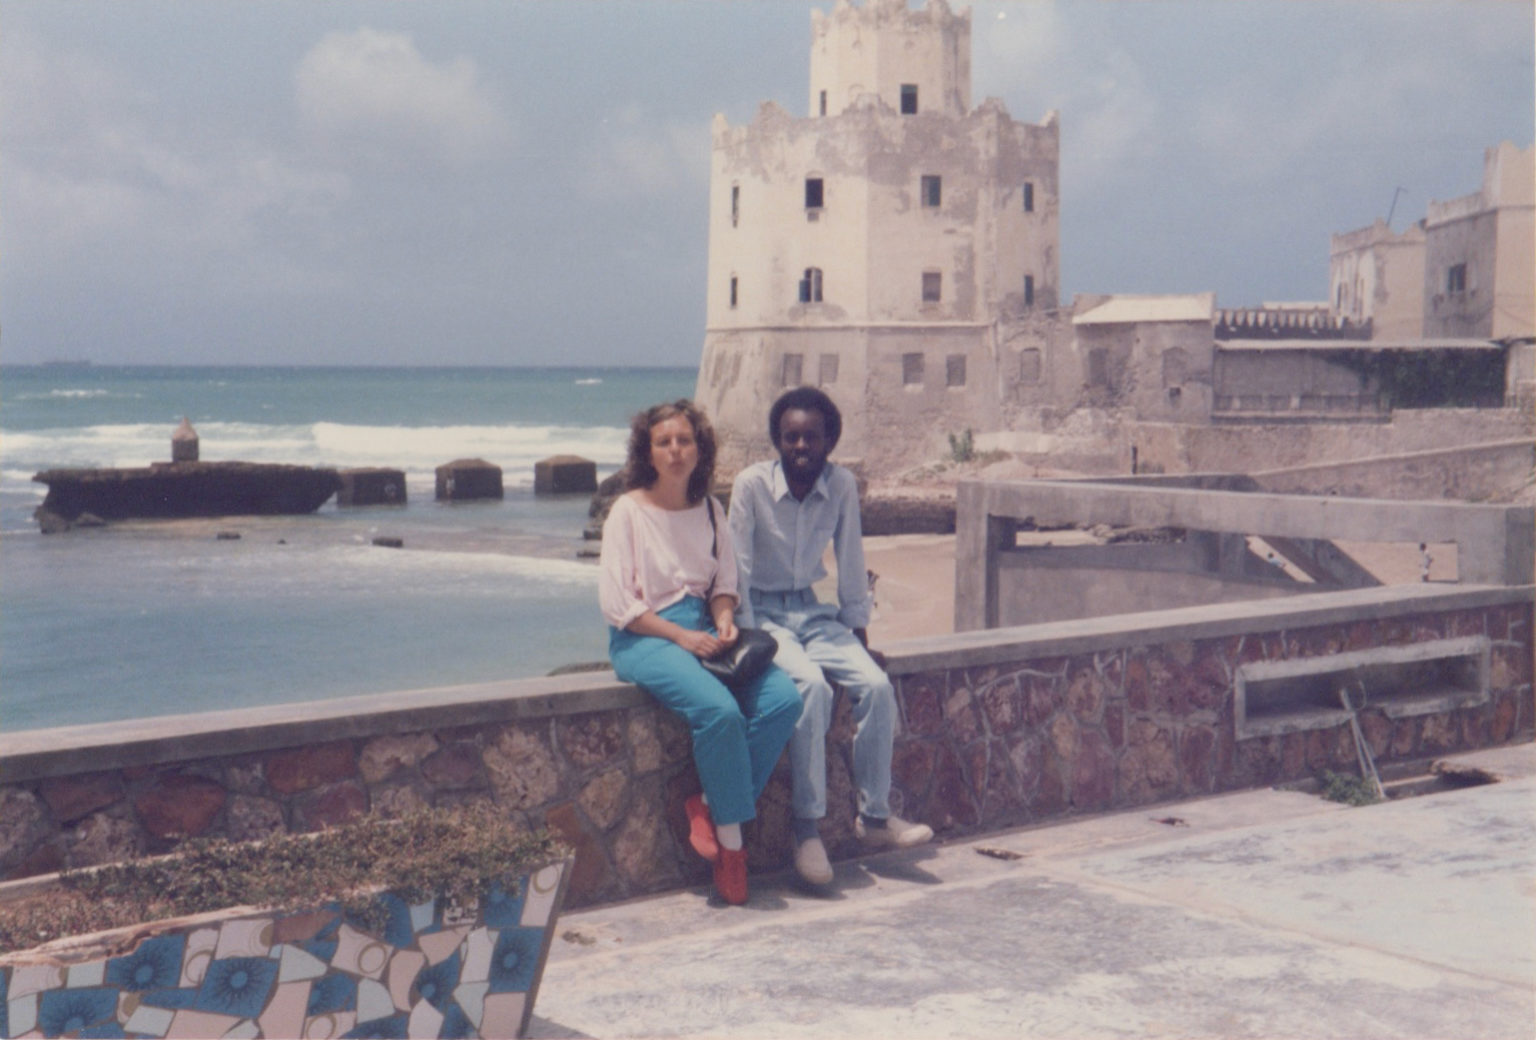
[530, 743, 1535, 1039]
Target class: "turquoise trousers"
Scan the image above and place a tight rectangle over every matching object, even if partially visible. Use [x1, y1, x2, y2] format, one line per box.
[609, 597, 801, 826]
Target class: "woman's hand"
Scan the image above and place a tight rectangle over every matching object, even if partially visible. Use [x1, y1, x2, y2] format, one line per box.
[674, 628, 726, 659]
[709, 594, 739, 648]
[714, 615, 738, 646]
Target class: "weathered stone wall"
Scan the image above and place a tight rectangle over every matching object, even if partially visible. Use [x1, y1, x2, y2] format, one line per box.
[2, 587, 1529, 913]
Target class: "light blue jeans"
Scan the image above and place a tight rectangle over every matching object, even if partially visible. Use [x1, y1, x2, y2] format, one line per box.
[749, 588, 895, 822]
[609, 597, 801, 826]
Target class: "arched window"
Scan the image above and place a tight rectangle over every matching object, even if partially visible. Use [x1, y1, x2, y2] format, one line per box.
[799, 267, 823, 303]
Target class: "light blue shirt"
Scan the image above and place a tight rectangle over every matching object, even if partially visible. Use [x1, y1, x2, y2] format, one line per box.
[728, 460, 872, 631]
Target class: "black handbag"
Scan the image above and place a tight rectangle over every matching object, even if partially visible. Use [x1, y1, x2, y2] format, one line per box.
[701, 498, 778, 690]
[701, 626, 779, 690]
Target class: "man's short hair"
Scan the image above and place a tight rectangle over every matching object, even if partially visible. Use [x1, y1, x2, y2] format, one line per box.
[768, 386, 842, 451]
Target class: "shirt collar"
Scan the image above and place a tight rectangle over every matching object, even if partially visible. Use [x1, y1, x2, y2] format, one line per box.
[771, 460, 831, 503]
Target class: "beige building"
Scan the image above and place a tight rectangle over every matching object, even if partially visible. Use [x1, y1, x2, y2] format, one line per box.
[1328, 220, 1426, 340]
[1422, 141, 1534, 340]
[695, 0, 1060, 475]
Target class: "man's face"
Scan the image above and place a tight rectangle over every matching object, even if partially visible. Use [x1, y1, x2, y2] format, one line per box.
[776, 407, 829, 483]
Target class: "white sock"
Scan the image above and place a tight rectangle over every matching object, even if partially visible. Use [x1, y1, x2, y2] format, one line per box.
[716, 823, 742, 851]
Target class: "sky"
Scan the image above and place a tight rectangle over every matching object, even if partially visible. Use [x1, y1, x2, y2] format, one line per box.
[2, 1, 1531, 368]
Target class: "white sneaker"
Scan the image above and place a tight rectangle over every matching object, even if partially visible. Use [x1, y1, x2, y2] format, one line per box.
[855, 815, 933, 849]
[794, 836, 834, 885]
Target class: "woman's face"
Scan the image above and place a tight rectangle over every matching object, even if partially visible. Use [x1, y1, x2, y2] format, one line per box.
[649, 414, 699, 483]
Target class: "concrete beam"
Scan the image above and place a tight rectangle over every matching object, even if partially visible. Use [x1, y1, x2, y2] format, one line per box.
[957, 478, 1535, 590]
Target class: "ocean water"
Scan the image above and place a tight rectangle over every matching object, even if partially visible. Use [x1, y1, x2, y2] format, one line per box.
[0, 365, 697, 732]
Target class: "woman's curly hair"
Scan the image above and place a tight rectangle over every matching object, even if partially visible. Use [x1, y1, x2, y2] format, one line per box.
[624, 399, 717, 504]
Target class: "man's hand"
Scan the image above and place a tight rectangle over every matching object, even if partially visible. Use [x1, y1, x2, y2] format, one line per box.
[853, 628, 888, 669]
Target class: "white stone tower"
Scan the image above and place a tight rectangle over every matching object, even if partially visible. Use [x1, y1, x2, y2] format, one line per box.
[696, 0, 1060, 478]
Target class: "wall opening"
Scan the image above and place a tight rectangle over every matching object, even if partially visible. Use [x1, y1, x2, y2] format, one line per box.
[799, 267, 823, 303]
[1235, 636, 1490, 739]
[819, 353, 839, 385]
[900, 84, 918, 114]
[946, 354, 967, 388]
[1018, 348, 1042, 384]
[781, 353, 804, 387]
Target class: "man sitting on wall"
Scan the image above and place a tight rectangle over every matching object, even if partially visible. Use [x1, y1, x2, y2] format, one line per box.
[729, 386, 933, 886]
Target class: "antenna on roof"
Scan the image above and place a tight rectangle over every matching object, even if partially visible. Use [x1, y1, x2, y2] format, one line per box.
[1386, 186, 1406, 229]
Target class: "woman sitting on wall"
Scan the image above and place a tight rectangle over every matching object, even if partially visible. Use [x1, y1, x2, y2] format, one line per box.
[598, 399, 801, 905]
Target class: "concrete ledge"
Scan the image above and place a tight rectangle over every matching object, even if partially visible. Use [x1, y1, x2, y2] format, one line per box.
[894, 583, 1533, 674]
[0, 672, 645, 784]
[4, 585, 1526, 784]
[1, 581, 1530, 908]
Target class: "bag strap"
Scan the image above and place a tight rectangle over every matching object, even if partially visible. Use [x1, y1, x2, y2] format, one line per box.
[704, 497, 719, 599]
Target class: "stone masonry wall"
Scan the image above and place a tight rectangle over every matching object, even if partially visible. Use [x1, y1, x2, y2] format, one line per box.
[1, 597, 1530, 913]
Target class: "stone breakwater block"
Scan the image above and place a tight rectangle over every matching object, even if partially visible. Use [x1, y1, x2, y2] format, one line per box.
[436, 458, 503, 501]
[535, 455, 598, 495]
[338, 467, 408, 506]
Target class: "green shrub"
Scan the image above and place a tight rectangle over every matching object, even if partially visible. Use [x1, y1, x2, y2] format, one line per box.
[1318, 769, 1382, 807]
[948, 428, 975, 463]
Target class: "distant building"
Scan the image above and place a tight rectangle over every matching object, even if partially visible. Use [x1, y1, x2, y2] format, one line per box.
[1071, 294, 1215, 422]
[1422, 141, 1535, 341]
[696, 0, 1060, 475]
[1329, 220, 1426, 341]
[695, 1, 1531, 481]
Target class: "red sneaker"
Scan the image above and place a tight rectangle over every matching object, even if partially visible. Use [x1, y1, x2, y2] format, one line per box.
[685, 795, 719, 862]
[714, 846, 748, 905]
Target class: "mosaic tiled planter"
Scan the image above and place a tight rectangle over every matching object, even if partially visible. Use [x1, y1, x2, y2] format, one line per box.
[0, 855, 572, 1039]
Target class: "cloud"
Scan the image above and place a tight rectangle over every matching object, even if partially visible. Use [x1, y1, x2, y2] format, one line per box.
[0, 23, 351, 314]
[976, 4, 1160, 194]
[295, 28, 512, 166]
[576, 102, 710, 200]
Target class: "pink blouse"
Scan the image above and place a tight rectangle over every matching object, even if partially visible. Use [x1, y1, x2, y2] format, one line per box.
[598, 491, 739, 630]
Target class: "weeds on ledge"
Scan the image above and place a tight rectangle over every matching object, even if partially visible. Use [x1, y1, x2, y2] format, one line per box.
[0, 805, 564, 955]
[948, 428, 975, 463]
[1318, 769, 1383, 807]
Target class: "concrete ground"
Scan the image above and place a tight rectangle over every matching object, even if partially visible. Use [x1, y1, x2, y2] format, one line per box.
[529, 744, 1536, 1039]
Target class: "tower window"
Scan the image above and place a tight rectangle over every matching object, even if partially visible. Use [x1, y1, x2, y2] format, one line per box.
[819, 353, 839, 385]
[782, 353, 803, 387]
[1022, 182, 1034, 212]
[731, 185, 740, 227]
[799, 267, 823, 303]
[819, 90, 828, 117]
[1024, 275, 1035, 308]
[946, 354, 967, 388]
[1447, 263, 1467, 294]
[729, 276, 738, 309]
[921, 175, 942, 208]
[922, 270, 942, 303]
[805, 177, 824, 209]
[900, 84, 918, 114]
[902, 352, 925, 385]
